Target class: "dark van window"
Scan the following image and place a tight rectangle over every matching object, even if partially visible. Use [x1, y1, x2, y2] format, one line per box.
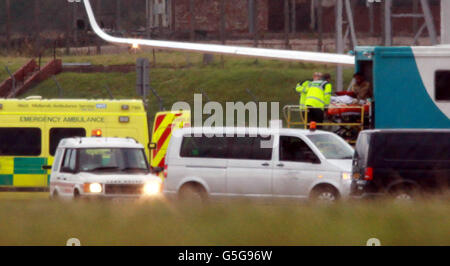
[378, 133, 450, 161]
[180, 135, 273, 160]
[251, 136, 273, 160]
[49, 128, 86, 156]
[228, 135, 273, 160]
[280, 136, 318, 163]
[0, 128, 41, 156]
[180, 135, 227, 158]
[228, 136, 253, 159]
[435, 71, 450, 101]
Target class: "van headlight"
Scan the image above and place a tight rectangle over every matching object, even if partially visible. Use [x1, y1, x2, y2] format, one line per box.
[341, 172, 351, 180]
[143, 181, 162, 196]
[84, 183, 103, 193]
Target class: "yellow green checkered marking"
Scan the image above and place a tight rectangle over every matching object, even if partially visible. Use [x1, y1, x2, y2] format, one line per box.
[0, 157, 49, 187]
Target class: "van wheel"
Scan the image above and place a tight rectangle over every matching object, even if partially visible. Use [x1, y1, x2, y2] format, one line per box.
[179, 184, 207, 203]
[389, 185, 417, 201]
[310, 186, 340, 203]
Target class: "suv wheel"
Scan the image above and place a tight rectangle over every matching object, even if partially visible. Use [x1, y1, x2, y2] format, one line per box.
[51, 189, 59, 200]
[73, 189, 81, 200]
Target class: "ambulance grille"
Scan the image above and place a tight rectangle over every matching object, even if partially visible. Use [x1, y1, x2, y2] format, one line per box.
[104, 184, 144, 195]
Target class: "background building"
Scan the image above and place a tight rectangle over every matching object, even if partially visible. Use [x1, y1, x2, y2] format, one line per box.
[0, 0, 443, 54]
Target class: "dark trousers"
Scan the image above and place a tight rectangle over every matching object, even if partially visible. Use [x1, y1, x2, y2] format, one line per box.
[307, 107, 324, 128]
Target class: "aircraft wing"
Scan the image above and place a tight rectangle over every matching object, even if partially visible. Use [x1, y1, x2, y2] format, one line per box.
[82, 0, 354, 66]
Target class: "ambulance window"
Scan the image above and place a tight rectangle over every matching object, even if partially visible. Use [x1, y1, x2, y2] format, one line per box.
[435, 70, 450, 101]
[49, 128, 86, 156]
[53, 148, 64, 172]
[0, 128, 41, 156]
[69, 150, 77, 170]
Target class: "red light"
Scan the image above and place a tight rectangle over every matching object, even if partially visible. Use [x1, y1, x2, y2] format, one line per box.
[163, 164, 168, 178]
[364, 167, 373, 181]
[92, 129, 102, 137]
[310, 121, 317, 131]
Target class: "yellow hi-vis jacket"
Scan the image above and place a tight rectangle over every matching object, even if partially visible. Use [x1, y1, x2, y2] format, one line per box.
[295, 80, 311, 109]
[304, 80, 332, 110]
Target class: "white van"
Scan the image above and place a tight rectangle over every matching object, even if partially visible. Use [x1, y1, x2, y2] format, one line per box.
[163, 127, 354, 202]
[48, 137, 162, 199]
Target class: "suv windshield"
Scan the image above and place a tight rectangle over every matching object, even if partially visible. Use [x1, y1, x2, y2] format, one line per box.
[307, 134, 354, 160]
[78, 148, 149, 173]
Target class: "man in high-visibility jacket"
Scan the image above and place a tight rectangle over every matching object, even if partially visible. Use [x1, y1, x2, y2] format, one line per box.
[304, 73, 333, 125]
[295, 72, 322, 110]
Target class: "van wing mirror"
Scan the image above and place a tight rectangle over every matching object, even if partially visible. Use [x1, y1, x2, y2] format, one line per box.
[148, 143, 157, 150]
[152, 167, 164, 173]
[305, 151, 321, 164]
[61, 167, 75, 173]
[311, 157, 321, 164]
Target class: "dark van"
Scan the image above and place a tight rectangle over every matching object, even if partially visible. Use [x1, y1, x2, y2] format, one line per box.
[350, 129, 450, 199]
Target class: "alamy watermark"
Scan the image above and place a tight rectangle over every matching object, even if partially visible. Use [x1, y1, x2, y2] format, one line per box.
[171, 94, 281, 148]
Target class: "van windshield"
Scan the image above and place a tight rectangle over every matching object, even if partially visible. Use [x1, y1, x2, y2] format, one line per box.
[78, 148, 149, 173]
[307, 134, 354, 160]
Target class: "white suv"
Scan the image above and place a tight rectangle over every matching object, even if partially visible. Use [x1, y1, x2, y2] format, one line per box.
[48, 137, 162, 199]
[163, 127, 354, 202]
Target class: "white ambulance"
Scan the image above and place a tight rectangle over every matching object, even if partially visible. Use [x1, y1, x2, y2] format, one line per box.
[48, 137, 162, 199]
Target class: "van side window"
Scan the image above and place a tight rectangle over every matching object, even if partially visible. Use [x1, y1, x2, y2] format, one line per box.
[228, 136, 273, 160]
[61, 149, 77, 172]
[0, 128, 41, 156]
[251, 136, 273, 160]
[49, 128, 86, 156]
[435, 70, 450, 101]
[228, 136, 253, 159]
[180, 135, 227, 158]
[380, 133, 450, 161]
[279, 136, 318, 163]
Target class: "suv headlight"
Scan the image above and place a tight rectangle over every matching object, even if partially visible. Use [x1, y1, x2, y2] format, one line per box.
[341, 172, 351, 180]
[143, 181, 162, 196]
[84, 183, 103, 193]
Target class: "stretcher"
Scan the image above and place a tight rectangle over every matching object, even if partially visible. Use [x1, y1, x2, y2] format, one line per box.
[326, 103, 370, 144]
[283, 99, 371, 144]
[327, 103, 370, 116]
